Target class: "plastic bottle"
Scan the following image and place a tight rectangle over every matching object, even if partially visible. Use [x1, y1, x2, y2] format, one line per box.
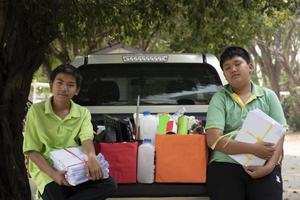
[177, 115, 188, 134]
[157, 113, 169, 134]
[139, 111, 158, 143]
[137, 138, 155, 183]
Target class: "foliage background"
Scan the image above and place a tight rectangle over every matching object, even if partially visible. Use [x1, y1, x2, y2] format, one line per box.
[34, 0, 300, 130]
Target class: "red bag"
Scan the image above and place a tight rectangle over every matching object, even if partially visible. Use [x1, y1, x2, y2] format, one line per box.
[155, 134, 208, 183]
[99, 142, 138, 184]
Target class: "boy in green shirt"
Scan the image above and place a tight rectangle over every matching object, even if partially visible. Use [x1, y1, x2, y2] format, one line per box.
[205, 46, 287, 200]
[23, 64, 116, 200]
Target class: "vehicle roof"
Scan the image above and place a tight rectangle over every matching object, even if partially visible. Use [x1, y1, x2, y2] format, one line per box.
[71, 53, 227, 85]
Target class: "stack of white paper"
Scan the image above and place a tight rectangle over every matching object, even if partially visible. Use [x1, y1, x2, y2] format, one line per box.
[50, 146, 109, 186]
[229, 109, 285, 166]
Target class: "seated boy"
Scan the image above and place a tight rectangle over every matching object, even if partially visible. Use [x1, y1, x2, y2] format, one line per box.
[23, 64, 117, 200]
[205, 46, 287, 200]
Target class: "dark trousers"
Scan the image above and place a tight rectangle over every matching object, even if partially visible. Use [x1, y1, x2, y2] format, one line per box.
[207, 162, 283, 200]
[42, 177, 117, 200]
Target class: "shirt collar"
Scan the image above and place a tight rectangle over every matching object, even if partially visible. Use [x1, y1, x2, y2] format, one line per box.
[45, 97, 80, 118]
[223, 82, 265, 108]
[224, 82, 264, 97]
[251, 82, 264, 97]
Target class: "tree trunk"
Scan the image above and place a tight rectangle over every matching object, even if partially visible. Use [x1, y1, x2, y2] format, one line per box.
[42, 54, 53, 80]
[257, 41, 281, 97]
[248, 46, 262, 84]
[0, 65, 37, 200]
[0, 1, 58, 199]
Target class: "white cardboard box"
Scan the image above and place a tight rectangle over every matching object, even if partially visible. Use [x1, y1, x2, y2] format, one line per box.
[229, 109, 285, 166]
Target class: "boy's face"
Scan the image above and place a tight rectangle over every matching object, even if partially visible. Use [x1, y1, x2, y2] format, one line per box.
[50, 73, 80, 103]
[222, 55, 253, 88]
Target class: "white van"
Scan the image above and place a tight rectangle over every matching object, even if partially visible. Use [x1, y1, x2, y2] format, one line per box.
[71, 53, 226, 197]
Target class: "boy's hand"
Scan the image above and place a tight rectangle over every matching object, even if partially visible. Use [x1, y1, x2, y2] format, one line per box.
[252, 142, 275, 160]
[51, 170, 71, 186]
[85, 155, 103, 181]
[243, 165, 272, 179]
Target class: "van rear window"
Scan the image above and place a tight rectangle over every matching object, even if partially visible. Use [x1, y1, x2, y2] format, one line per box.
[73, 63, 222, 106]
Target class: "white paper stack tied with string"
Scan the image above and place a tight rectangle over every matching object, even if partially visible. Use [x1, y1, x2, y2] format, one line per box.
[229, 108, 285, 166]
[50, 146, 109, 186]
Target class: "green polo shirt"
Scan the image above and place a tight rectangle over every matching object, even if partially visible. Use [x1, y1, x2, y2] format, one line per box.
[205, 83, 287, 164]
[23, 97, 94, 194]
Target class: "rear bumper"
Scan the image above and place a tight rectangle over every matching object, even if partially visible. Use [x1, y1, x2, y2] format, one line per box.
[112, 183, 208, 197]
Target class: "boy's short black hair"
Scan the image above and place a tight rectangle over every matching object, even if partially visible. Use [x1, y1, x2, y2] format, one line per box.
[220, 46, 251, 69]
[50, 64, 82, 87]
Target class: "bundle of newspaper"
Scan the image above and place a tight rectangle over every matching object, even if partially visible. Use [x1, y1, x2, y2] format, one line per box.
[229, 108, 285, 166]
[50, 146, 109, 186]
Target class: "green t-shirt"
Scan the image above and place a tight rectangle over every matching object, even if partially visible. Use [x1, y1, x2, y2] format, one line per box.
[205, 83, 287, 164]
[23, 97, 94, 194]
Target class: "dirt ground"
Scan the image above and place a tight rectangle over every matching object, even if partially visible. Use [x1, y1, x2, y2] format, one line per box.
[282, 132, 300, 200]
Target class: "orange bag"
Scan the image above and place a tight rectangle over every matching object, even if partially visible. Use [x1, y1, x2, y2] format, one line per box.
[155, 134, 208, 183]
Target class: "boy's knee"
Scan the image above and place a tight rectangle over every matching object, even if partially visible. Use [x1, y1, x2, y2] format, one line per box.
[106, 176, 118, 194]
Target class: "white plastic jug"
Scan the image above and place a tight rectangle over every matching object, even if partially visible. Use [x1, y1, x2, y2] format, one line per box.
[139, 111, 158, 143]
[137, 139, 155, 183]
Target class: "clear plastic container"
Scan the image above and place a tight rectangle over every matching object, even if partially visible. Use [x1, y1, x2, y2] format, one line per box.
[137, 138, 155, 183]
[139, 111, 158, 143]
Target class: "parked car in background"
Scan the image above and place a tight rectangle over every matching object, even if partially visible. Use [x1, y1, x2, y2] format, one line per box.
[29, 82, 51, 103]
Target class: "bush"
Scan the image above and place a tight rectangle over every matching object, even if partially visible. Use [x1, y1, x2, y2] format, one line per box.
[282, 95, 300, 131]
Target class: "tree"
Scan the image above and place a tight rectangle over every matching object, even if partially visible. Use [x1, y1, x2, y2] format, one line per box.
[0, 1, 176, 199]
[249, 38, 282, 97]
[39, 0, 177, 78]
[45, 1, 295, 69]
[248, 8, 300, 94]
[165, 0, 295, 55]
[248, 4, 298, 96]
[249, 11, 300, 130]
[0, 1, 296, 199]
[0, 1, 61, 199]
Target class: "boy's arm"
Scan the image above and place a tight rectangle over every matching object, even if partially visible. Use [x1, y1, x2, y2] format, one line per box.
[244, 136, 284, 178]
[27, 151, 70, 186]
[204, 92, 274, 158]
[82, 139, 103, 180]
[206, 128, 275, 160]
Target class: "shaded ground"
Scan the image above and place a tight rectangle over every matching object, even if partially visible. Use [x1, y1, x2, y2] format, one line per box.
[282, 132, 300, 200]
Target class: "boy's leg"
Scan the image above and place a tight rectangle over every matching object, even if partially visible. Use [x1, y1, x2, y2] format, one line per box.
[207, 162, 248, 200]
[42, 182, 70, 200]
[247, 165, 283, 200]
[67, 176, 117, 200]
